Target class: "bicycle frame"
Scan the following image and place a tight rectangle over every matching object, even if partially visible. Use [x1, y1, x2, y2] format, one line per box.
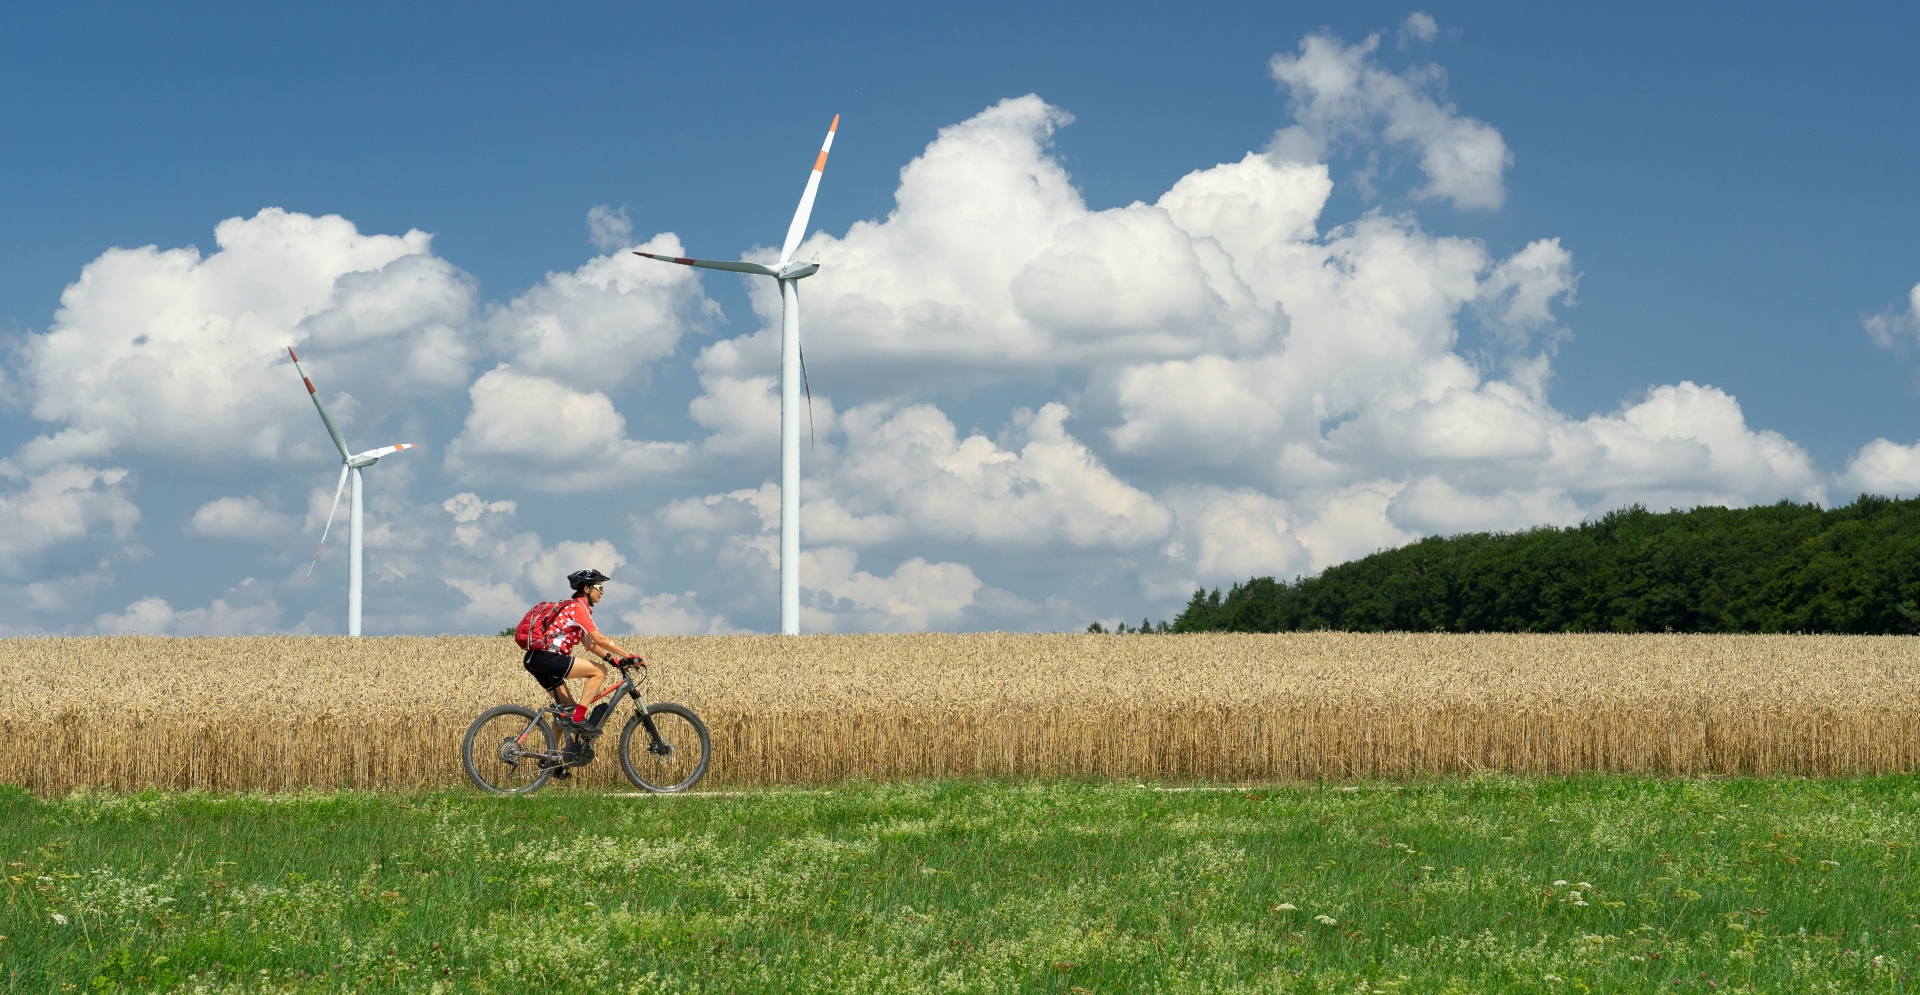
[510, 662, 664, 768]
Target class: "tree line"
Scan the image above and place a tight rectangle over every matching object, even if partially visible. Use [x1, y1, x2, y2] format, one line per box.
[1163, 495, 1920, 634]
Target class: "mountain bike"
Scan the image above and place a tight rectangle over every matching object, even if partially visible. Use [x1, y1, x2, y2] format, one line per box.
[462, 656, 711, 795]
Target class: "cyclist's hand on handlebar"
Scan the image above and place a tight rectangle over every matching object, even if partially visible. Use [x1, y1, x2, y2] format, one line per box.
[621, 654, 646, 668]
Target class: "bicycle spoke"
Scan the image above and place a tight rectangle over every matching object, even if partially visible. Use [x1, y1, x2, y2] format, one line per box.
[463, 707, 556, 794]
[619, 704, 710, 792]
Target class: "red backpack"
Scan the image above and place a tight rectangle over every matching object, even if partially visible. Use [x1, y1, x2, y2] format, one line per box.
[513, 600, 570, 651]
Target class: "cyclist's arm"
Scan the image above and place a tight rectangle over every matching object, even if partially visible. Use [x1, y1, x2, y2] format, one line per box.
[584, 629, 641, 664]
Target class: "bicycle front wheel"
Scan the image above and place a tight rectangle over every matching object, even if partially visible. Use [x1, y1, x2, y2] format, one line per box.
[463, 704, 556, 795]
[618, 703, 711, 793]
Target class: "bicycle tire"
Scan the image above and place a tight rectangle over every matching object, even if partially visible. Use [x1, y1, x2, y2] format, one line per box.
[617, 702, 711, 793]
[463, 704, 557, 795]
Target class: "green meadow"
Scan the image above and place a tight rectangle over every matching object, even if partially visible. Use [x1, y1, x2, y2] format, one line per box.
[2, 775, 1915, 993]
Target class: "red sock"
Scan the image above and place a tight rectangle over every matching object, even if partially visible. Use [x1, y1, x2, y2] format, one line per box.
[570, 705, 588, 723]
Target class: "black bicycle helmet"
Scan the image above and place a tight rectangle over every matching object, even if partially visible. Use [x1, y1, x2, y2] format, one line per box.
[567, 568, 611, 591]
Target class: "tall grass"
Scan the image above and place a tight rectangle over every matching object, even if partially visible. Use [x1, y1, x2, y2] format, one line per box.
[6, 633, 1919, 792]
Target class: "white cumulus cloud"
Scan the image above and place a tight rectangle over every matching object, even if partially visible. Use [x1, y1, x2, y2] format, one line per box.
[186, 496, 298, 541]
[829, 401, 1170, 549]
[445, 367, 688, 491]
[437, 491, 630, 630]
[0, 464, 141, 579]
[620, 591, 742, 636]
[801, 547, 984, 633]
[94, 590, 283, 636]
[1476, 238, 1577, 341]
[23, 208, 474, 468]
[1839, 438, 1920, 498]
[706, 96, 1253, 386]
[1865, 281, 1920, 348]
[1165, 487, 1310, 581]
[1268, 30, 1512, 209]
[586, 205, 634, 252]
[1399, 12, 1439, 45]
[486, 233, 712, 391]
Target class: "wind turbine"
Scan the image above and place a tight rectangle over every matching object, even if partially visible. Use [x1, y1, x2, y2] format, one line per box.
[635, 114, 838, 636]
[287, 347, 417, 636]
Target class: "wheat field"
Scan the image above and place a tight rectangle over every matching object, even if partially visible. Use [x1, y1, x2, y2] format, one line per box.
[4, 632, 1918, 793]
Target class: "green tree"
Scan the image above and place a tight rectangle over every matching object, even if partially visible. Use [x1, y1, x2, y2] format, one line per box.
[1170, 496, 1920, 634]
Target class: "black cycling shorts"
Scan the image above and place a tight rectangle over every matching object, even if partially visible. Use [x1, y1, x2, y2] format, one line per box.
[522, 649, 577, 691]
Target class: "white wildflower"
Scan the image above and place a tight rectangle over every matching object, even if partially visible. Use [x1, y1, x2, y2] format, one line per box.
[1316, 914, 1338, 925]
[1543, 974, 1563, 983]
[1576, 881, 1592, 889]
[1275, 902, 1297, 911]
[1553, 879, 1568, 887]
[51, 913, 68, 926]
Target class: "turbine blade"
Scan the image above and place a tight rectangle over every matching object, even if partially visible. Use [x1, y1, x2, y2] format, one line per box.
[632, 252, 777, 277]
[778, 114, 839, 265]
[355, 443, 418, 462]
[288, 347, 352, 460]
[305, 465, 350, 579]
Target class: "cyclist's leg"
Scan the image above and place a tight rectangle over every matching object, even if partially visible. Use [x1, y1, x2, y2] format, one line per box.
[523, 650, 576, 707]
[521, 650, 578, 777]
[568, 658, 608, 705]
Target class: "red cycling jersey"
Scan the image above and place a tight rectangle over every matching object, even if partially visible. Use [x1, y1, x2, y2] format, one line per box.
[544, 597, 599, 655]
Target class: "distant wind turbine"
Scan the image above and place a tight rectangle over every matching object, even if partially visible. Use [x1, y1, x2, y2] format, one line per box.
[288, 347, 417, 636]
[635, 114, 838, 635]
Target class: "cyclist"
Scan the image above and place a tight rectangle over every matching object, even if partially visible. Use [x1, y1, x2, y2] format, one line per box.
[522, 568, 644, 728]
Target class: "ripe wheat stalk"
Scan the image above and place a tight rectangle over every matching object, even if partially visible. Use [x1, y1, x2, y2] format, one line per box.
[4, 633, 1917, 793]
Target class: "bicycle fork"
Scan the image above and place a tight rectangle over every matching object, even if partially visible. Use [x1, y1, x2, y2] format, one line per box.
[628, 684, 671, 756]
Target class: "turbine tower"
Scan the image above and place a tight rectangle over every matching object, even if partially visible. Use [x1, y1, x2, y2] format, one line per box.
[288, 347, 417, 636]
[635, 114, 838, 635]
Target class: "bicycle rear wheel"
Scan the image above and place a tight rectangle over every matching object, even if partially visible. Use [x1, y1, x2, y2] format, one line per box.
[463, 704, 557, 795]
[618, 703, 711, 793]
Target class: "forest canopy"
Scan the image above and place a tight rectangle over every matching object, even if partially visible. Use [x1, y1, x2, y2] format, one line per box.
[1171, 496, 1920, 634]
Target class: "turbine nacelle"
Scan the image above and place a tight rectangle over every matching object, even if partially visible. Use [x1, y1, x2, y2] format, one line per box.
[776, 261, 820, 280]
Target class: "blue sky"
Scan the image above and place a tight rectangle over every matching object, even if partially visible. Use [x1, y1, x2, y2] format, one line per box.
[3, 3, 1918, 635]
